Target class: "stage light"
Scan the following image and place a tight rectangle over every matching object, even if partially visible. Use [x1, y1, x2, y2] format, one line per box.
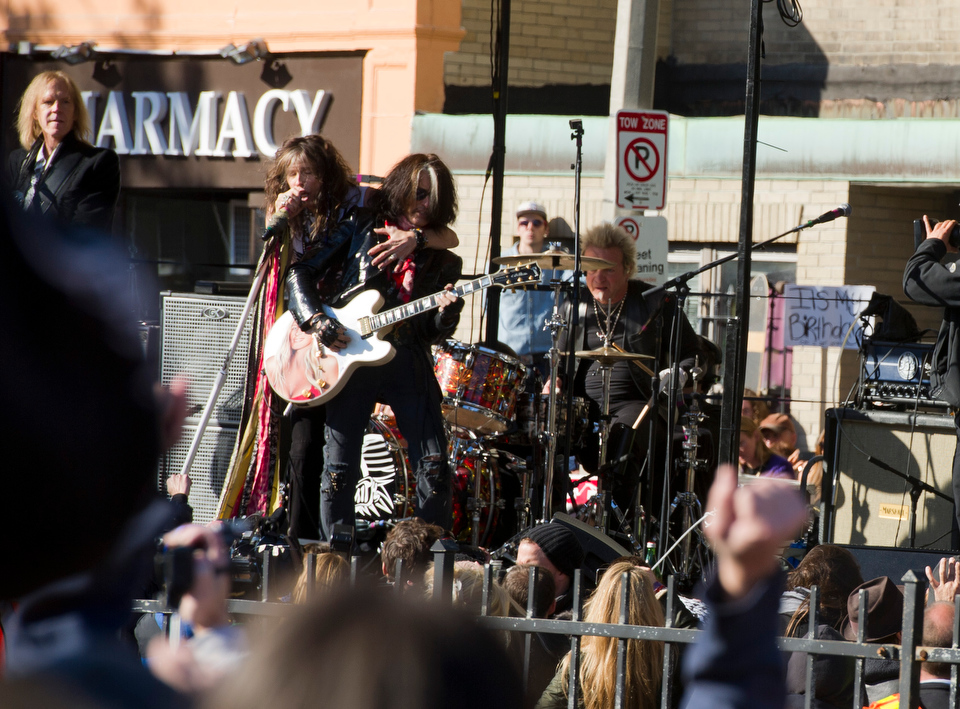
[219, 39, 268, 65]
[50, 42, 96, 65]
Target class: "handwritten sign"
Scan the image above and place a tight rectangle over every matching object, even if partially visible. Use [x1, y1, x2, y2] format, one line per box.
[783, 284, 876, 349]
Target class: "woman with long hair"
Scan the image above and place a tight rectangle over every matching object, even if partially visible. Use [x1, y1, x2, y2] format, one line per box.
[537, 561, 665, 709]
[782, 544, 863, 638]
[782, 545, 863, 708]
[6, 71, 120, 232]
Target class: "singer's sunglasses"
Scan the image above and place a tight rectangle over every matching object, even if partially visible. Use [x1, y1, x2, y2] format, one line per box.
[519, 218, 545, 228]
[415, 187, 430, 202]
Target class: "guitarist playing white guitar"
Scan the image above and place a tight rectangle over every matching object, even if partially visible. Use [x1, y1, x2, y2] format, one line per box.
[283, 154, 465, 539]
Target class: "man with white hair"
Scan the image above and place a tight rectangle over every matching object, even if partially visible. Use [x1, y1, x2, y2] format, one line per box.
[563, 223, 702, 521]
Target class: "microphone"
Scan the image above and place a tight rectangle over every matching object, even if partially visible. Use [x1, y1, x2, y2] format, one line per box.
[261, 205, 291, 242]
[803, 204, 851, 227]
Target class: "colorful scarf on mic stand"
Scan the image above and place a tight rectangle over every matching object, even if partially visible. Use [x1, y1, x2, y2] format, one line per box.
[217, 208, 363, 520]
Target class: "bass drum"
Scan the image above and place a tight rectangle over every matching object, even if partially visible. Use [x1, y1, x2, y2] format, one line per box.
[449, 439, 500, 547]
[354, 416, 415, 523]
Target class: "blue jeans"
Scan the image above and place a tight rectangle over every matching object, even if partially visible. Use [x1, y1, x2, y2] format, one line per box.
[320, 344, 451, 538]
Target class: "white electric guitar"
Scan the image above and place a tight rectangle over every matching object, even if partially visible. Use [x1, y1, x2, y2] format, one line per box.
[263, 263, 541, 407]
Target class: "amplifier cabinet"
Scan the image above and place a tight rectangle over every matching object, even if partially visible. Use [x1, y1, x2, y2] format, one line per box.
[158, 292, 254, 520]
[159, 423, 238, 524]
[824, 408, 956, 551]
[159, 292, 253, 427]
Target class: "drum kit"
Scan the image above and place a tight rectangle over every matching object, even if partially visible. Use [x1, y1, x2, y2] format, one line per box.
[352, 246, 712, 578]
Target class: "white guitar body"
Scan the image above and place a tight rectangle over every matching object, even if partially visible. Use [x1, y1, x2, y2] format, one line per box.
[263, 289, 395, 407]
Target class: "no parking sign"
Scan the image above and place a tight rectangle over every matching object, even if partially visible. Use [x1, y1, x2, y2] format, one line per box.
[616, 110, 668, 210]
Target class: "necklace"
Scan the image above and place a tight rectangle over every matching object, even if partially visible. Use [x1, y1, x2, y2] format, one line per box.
[592, 296, 625, 344]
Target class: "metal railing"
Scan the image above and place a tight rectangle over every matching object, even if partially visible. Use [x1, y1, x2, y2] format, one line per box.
[134, 541, 960, 709]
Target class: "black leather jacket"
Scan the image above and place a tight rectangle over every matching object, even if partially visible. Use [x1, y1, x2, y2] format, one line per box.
[903, 238, 960, 407]
[7, 134, 120, 233]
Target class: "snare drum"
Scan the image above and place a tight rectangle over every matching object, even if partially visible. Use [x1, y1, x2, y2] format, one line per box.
[508, 393, 591, 446]
[433, 341, 526, 436]
[449, 439, 500, 546]
[354, 417, 415, 522]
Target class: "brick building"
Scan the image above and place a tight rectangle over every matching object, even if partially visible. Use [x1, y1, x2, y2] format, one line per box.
[431, 0, 960, 445]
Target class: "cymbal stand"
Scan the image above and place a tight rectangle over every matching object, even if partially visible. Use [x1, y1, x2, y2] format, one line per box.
[540, 277, 569, 523]
[671, 364, 708, 585]
[593, 336, 615, 534]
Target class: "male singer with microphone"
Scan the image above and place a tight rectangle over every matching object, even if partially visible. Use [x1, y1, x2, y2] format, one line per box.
[903, 215, 960, 543]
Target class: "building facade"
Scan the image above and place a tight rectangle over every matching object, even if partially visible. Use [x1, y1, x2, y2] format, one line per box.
[4, 0, 960, 446]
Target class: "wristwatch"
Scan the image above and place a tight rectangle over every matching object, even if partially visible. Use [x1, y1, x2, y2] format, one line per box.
[412, 228, 427, 252]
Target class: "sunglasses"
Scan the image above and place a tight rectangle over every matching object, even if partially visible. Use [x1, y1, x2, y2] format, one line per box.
[519, 219, 544, 227]
[415, 187, 430, 202]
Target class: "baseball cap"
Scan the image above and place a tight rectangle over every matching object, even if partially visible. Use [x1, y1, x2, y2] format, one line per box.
[760, 413, 796, 435]
[516, 201, 547, 220]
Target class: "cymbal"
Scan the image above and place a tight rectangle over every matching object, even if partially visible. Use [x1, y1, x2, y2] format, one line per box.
[575, 346, 654, 364]
[493, 249, 614, 271]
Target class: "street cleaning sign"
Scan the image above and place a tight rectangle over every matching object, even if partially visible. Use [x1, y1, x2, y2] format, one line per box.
[616, 110, 668, 210]
[783, 284, 876, 349]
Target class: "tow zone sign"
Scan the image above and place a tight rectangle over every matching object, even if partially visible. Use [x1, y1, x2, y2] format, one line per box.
[616, 110, 668, 210]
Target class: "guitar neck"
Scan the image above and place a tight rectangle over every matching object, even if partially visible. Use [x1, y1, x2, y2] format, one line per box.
[359, 275, 498, 336]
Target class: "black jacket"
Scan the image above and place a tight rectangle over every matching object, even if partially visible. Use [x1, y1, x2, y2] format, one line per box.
[903, 238, 960, 407]
[7, 134, 121, 233]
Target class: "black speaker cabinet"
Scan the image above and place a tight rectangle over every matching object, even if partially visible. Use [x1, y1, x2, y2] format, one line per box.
[838, 544, 951, 585]
[824, 408, 956, 551]
[157, 292, 253, 523]
[551, 513, 631, 583]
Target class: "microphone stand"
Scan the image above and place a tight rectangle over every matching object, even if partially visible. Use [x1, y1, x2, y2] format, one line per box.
[863, 454, 953, 548]
[180, 233, 279, 478]
[548, 118, 585, 522]
[645, 213, 848, 578]
[643, 215, 838, 303]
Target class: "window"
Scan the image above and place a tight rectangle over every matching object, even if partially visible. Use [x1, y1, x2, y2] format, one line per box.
[229, 201, 265, 276]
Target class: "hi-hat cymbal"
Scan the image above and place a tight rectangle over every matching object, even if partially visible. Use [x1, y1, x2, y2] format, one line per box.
[575, 346, 654, 365]
[493, 249, 613, 271]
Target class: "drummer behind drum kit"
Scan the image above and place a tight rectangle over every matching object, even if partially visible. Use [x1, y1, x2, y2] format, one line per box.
[350, 247, 627, 550]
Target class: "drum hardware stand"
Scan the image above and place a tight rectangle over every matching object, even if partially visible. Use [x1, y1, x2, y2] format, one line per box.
[540, 275, 572, 523]
[588, 349, 616, 534]
[668, 364, 709, 587]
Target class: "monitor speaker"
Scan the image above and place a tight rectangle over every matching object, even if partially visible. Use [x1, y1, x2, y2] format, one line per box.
[157, 292, 254, 522]
[837, 544, 951, 585]
[824, 408, 956, 551]
[158, 292, 253, 427]
[550, 512, 632, 583]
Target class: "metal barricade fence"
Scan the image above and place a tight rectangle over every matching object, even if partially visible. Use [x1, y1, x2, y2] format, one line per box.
[134, 543, 960, 709]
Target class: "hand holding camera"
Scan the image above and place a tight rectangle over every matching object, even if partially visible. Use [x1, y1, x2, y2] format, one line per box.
[914, 214, 960, 252]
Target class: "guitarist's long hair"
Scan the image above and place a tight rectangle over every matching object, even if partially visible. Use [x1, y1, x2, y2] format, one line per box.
[265, 135, 357, 242]
[368, 153, 458, 228]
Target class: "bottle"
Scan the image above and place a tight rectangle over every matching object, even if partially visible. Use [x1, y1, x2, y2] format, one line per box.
[644, 541, 657, 568]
